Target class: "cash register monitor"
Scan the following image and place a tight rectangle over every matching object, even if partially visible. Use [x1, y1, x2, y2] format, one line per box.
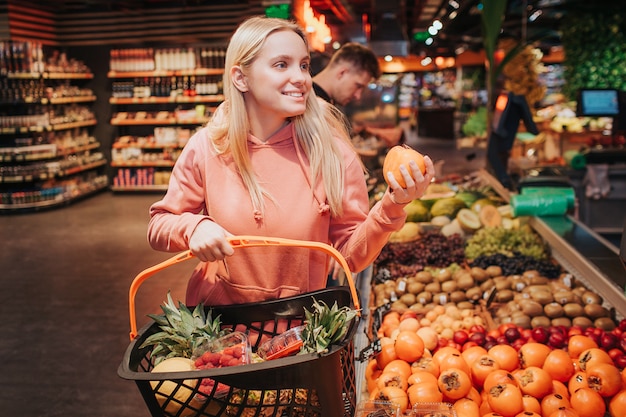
[576, 89, 620, 117]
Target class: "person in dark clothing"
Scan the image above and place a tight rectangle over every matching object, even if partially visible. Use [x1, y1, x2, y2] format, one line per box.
[312, 42, 381, 107]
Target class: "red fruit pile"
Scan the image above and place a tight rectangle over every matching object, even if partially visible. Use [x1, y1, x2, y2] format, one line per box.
[193, 343, 248, 396]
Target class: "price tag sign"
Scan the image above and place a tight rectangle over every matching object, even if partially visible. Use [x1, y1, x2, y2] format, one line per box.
[357, 338, 382, 362]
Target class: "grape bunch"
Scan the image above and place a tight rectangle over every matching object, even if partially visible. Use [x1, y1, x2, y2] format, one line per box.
[470, 252, 563, 278]
[375, 231, 465, 278]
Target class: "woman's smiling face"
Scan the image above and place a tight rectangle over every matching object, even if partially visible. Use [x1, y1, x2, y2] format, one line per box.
[237, 29, 312, 123]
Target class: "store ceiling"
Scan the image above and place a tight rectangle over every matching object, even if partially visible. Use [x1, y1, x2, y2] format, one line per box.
[18, 0, 621, 57]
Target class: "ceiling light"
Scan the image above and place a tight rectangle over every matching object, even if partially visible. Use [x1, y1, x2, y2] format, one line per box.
[529, 10, 543, 22]
[433, 20, 443, 30]
[425, 38, 434, 45]
[384, 55, 393, 62]
[428, 26, 438, 35]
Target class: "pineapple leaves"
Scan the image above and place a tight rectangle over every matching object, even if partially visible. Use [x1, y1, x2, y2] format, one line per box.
[300, 298, 358, 355]
[138, 291, 225, 362]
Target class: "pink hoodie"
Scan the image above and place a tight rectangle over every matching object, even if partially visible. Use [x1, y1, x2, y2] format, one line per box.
[148, 122, 406, 306]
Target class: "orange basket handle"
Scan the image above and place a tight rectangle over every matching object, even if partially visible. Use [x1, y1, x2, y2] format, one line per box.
[128, 235, 361, 340]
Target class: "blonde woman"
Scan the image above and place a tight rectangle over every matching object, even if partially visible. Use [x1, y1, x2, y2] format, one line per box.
[148, 15, 435, 306]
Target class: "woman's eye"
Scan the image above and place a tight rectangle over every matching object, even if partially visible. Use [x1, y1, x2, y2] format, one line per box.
[301, 62, 310, 71]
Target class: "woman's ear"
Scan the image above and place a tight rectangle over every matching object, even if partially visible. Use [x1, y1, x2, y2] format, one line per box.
[230, 66, 248, 92]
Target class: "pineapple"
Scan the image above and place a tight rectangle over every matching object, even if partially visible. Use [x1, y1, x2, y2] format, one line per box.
[300, 298, 358, 354]
[139, 292, 226, 365]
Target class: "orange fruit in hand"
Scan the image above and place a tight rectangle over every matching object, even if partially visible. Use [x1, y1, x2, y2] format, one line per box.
[383, 145, 426, 187]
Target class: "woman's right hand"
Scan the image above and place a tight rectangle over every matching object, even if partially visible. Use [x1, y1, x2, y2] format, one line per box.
[189, 220, 234, 262]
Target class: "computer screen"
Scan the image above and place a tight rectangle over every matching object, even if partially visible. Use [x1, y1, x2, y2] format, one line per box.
[577, 89, 620, 117]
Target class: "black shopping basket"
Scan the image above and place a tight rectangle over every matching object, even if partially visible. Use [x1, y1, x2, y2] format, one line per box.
[118, 236, 362, 417]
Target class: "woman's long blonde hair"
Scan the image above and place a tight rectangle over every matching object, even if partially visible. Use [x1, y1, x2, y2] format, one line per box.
[207, 15, 351, 217]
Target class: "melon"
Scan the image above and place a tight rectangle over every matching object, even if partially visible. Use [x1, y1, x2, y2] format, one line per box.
[150, 357, 203, 416]
[456, 208, 482, 231]
[389, 222, 420, 243]
[479, 204, 502, 228]
[441, 219, 465, 238]
[430, 197, 467, 219]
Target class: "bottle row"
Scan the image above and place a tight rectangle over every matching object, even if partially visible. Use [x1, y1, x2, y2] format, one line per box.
[0, 105, 95, 129]
[0, 173, 108, 207]
[1, 129, 97, 159]
[0, 151, 105, 180]
[0, 41, 91, 74]
[109, 47, 227, 72]
[112, 75, 223, 98]
[0, 77, 94, 103]
[112, 167, 171, 188]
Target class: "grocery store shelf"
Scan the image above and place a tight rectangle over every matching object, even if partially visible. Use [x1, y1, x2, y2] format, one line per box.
[110, 184, 168, 192]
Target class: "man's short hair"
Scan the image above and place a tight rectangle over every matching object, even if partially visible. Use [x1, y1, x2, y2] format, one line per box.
[330, 42, 381, 79]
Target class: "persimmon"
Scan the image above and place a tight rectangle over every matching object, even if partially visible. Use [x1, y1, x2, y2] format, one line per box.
[394, 330, 424, 363]
[484, 369, 518, 392]
[570, 386, 606, 417]
[470, 354, 501, 388]
[519, 342, 552, 368]
[543, 348, 576, 383]
[432, 346, 462, 365]
[541, 393, 571, 417]
[521, 394, 542, 414]
[462, 345, 488, 367]
[547, 408, 580, 417]
[568, 371, 589, 395]
[585, 362, 623, 397]
[438, 351, 471, 375]
[466, 386, 481, 404]
[609, 389, 626, 417]
[578, 348, 613, 372]
[411, 356, 439, 377]
[479, 391, 494, 416]
[567, 334, 598, 359]
[438, 367, 472, 401]
[486, 383, 524, 417]
[382, 359, 412, 381]
[376, 386, 409, 414]
[552, 380, 570, 400]
[407, 370, 438, 386]
[376, 371, 408, 392]
[453, 397, 480, 417]
[488, 344, 520, 372]
[407, 381, 443, 405]
[515, 366, 553, 399]
[376, 343, 397, 370]
[515, 412, 541, 417]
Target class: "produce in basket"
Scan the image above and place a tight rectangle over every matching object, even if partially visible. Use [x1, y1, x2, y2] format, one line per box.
[149, 357, 204, 417]
[139, 292, 227, 364]
[300, 298, 358, 354]
[192, 331, 252, 396]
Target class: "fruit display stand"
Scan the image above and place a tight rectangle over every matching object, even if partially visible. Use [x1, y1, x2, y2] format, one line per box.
[358, 169, 626, 416]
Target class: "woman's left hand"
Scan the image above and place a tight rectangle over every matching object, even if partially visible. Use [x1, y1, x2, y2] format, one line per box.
[386, 155, 435, 205]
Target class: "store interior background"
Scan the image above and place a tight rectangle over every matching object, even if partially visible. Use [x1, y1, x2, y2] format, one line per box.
[1, 0, 625, 416]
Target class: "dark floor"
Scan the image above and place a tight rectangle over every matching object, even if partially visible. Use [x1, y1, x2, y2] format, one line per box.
[0, 136, 484, 417]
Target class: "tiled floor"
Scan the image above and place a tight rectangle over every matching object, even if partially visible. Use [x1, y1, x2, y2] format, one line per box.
[0, 135, 486, 417]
